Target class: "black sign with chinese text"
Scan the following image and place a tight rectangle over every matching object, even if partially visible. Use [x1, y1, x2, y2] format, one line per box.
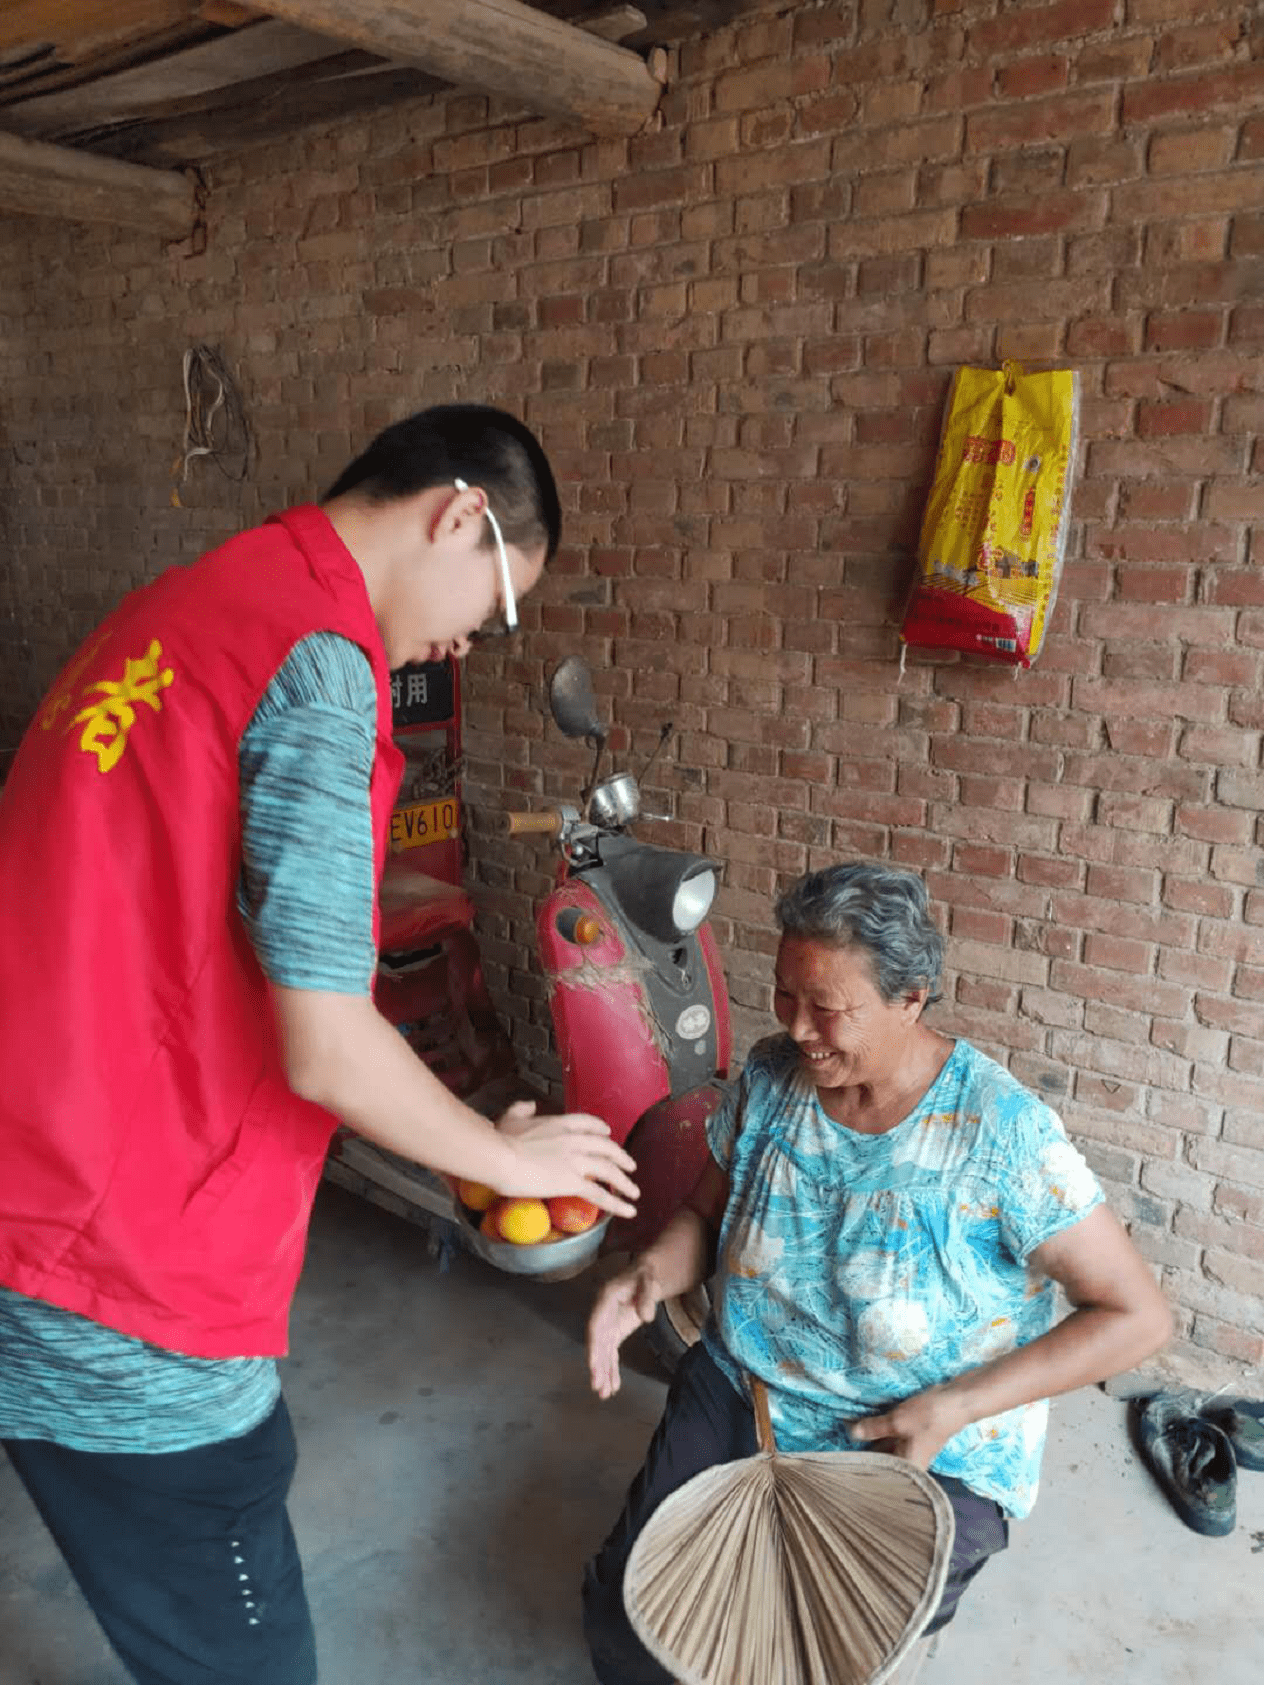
[390, 661, 455, 728]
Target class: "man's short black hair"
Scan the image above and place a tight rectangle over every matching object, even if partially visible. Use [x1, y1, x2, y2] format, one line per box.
[323, 404, 561, 561]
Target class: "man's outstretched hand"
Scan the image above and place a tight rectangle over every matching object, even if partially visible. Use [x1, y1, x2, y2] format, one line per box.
[495, 1100, 639, 1219]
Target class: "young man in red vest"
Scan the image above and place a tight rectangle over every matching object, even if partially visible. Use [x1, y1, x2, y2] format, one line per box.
[0, 405, 637, 1684]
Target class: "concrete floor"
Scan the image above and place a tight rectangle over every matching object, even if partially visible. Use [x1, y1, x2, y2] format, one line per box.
[2, 1181, 1261, 1685]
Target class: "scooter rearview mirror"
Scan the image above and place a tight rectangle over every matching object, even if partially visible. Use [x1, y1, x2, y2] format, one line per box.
[549, 657, 607, 744]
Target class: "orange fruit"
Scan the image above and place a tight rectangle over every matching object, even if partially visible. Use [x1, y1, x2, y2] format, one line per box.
[457, 1179, 498, 1212]
[548, 1195, 601, 1234]
[494, 1198, 551, 1245]
[479, 1208, 503, 1238]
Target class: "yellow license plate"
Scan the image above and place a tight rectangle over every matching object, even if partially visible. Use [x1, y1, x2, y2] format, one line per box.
[390, 797, 459, 852]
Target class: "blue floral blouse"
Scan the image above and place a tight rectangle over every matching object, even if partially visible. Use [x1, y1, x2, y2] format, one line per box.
[703, 1035, 1103, 1519]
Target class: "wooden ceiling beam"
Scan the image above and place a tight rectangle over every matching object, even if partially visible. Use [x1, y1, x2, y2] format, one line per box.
[0, 1, 196, 60]
[0, 128, 195, 234]
[1, 21, 346, 139]
[253, 0, 663, 136]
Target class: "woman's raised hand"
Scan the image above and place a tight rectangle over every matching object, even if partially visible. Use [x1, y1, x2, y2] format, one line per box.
[587, 1262, 661, 1399]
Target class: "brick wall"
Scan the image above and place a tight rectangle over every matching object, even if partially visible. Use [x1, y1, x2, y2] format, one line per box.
[0, 0, 1261, 1379]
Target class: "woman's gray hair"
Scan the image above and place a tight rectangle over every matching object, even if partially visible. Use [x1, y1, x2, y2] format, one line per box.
[774, 863, 944, 1005]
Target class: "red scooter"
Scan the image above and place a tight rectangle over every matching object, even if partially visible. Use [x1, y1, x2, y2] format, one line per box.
[330, 658, 729, 1359]
[504, 657, 730, 1357]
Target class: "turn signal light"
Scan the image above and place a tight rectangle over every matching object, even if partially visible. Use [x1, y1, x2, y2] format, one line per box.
[573, 914, 603, 945]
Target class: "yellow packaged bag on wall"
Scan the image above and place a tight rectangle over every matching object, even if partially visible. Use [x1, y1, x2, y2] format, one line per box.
[900, 361, 1080, 668]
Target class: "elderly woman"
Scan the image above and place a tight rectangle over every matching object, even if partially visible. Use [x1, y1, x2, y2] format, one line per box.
[583, 862, 1171, 1684]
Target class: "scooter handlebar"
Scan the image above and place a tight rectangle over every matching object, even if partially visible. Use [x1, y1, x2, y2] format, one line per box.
[502, 810, 565, 838]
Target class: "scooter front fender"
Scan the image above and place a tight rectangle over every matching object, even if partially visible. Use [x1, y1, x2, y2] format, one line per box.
[538, 881, 671, 1147]
[606, 1082, 730, 1256]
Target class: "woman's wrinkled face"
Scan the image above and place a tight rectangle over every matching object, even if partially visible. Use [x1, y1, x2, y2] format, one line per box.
[772, 935, 923, 1092]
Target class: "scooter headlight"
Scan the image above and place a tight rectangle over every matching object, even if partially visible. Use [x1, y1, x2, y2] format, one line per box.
[599, 839, 720, 946]
[671, 867, 716, 933]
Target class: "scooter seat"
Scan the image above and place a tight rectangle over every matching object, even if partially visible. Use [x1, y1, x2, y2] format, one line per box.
[379, 858, 475, 953]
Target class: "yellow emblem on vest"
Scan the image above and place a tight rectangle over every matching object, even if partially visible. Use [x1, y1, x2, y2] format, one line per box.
[71, 639, 175, 773]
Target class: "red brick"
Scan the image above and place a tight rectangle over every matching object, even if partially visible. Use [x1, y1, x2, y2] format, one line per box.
[1179, 723, 1259, 767]
[1116, 170, 1264, 221]
[1050, 1024, 1193, 1089]
[1166, 878, 1237, 918]
[996, 55, 1070, 100]
[795, 90, 862, 139]
[1143, 221, 1230, 265]
[1204, 481, 1264, 520]
[833, 118, 964, 171]
[1073, 676, 1224, 723]
[1073, 37, 1159, 84]
[1148, 125, 1238, 175]
[1066, 316, 1143, 357]
[1161, 948, 1235, 993]
[716, 141, 833, 197]
[613, 165, 711, 212]
[1092, 434, 1243, 477]
[952, 907, 1014, 946]
[924, 67, 996, 112]
[1191, 1315, 1264, 1366]
[1101, 722, 1177, 761]
[713, 58, 831, 115]
[1217, 769, 1264, 812]
[1123, 258, 1264, 312]
[1136, 397, 1215, 437]
[1084, 863, 1159, 905]
[792, 2, 859, 48]
[1099, 642, 1177, 686]
[957, 977, 1020, 1016]
[966, 91, 1115, 152]
[1229, 687, 1264, 725]
[1084, 933, 1154, 974]
[969, 0, 1116, 55]
[830, 36, 926, 87]
[1123, 61, 1264, 123]
[1233, 215, 1264, 260]
[1210, 846, 1264, 889]
[1113, 567, 1197, 602]
[1085, 524, 1236, 565]
[1242, 114, 1264, 161]
[1144, 309, 1226, 352]
[960, 190, 1106, 239]
[1118, 483, 1196, 520]
[862, 82, 924, 126]
[1019, 854, 1085, 889]
[1065, 135, 1145, 187]
[853, 171, 919, 217]
[967, 274, 1111, 325]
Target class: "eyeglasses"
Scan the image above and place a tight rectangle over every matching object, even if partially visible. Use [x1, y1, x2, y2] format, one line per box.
[455, 478, 517, 634]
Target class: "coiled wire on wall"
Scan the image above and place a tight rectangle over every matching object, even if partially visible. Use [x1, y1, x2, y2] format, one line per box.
[172, 345, 250, 504]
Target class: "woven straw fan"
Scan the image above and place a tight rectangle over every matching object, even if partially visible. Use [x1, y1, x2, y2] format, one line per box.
[623, 1377, 955, 1685]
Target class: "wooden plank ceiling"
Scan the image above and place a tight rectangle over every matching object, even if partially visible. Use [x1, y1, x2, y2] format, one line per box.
[0, 1, 749, 166]
[0, 0, 764, 234]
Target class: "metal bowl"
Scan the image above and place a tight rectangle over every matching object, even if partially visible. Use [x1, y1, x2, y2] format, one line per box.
[466, 1213, 611, 1279]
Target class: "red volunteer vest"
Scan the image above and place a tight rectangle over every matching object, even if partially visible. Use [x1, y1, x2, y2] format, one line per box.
[0, 506, 403, 1357]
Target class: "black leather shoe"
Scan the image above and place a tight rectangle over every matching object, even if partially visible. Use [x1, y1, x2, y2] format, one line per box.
[1135, 1393, 1237, 1537]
